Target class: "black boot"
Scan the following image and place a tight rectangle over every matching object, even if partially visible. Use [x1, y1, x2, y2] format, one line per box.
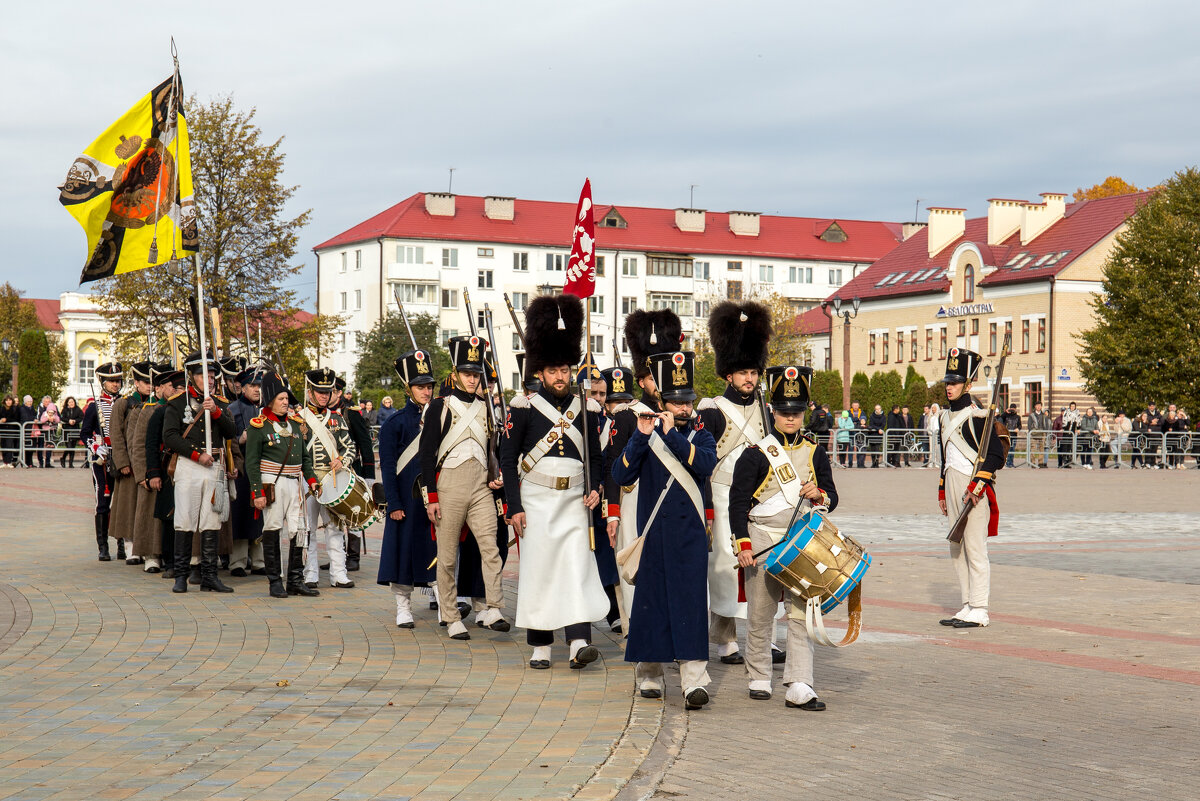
[116, 538, 127, 561]
[199, 530, 234, 593]
[172, 530, 191, 593]
[95, 514, 111, 561]
[160, 521, 175, 578]
[262, 532, 288, 598]
[287, 542, 319, 596]
[188, 566, 201, 585]
[346, 533, 361, 572]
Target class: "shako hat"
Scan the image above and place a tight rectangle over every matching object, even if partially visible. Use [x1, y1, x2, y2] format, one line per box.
[130, 360, 155, 383]
[624, 309, 682, 379]
[183, 350, 218, 375]
[395, 348, 437, 386]
[333, 375, 347, 392]
[524, 294, 584, 374]
[708, 300, 772, 378]
[575, 363, 602, 388]
[600, 366, 634, 403]
[95, 362, 124, 381]
[765, 365, 812, 413]
[943, 347, 981, 384]
[648, 350, 697, 403]
[305, 367, 337, 392]
[151, 362, 182, 387]
[447, 335, 487, 375]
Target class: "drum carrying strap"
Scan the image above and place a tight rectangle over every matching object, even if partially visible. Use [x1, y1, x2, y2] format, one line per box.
[712, 396, 762, 484]
[519, 395, 584, 476]
[805, 585, 862, 647]
[756, 435, 807, 509]
[647, 430, 705, 525]
[301, 406, 339, 463]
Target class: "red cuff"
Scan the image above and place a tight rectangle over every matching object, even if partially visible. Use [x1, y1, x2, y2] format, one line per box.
[938, 488, 946, 502]
[737, 538, 753, 552]
[306, 478, 318, 490]
[251, 489, 262, 500]
[189, 450, 201, 462]
[210, 407, 222, 420]
[607, 503, 620, 518]
[428, 491, 439, 504]
[705, 508, 715, 521]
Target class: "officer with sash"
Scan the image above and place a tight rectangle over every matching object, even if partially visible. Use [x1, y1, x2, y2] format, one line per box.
[300, 367, 357, 591]
[937, 348, 1007, 628]
[109, 359, 154, 563]
[419, 335, 508, 640]
[227, 366, 265, 577]
[81, 361, 123, 561]
[697, 300, 771, 666]
[611, 349, 718, 709]
[729, 365, 838, 710]
[376, 348, 439, 628]
[248, 371, 318, 599]
[164, 350, 237, 594]
[501, 295, 608, 669]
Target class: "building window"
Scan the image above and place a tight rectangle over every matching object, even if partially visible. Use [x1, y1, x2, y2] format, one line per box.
[1025, 381, 1043, 413]
[621, 296, 638, 315]
[695, 300, 710, 318]
[77, 358, 95, 384]
[590, 335, 603, 354]
[512, 372, 521, 388]
[1004, 320, 1013, 348]
[1037, 318, 1046, 352]
[512, 333, 521, 351]
[648, 293, 692, 317]
[354, 249, 362, 270]
[589, 296, 604, 314]
[695, 261, 710, 280]
[478, 269, 493, 289]
[910, 335, 917, 362]
[939, 327, 947, 359]
[621, 257, 637, 276]
[788, 266, 812, 283]
[339, 292, 347, 311]
[829, 268, 843, 286]
[869, 334, 876, 364]
[441, 289, 458, 309]
[394, 283, 434, 304]
[354, 290, 362, 310]
[476, 310, 487, 329]
[339, 333, 347, 352]
[958, 320, 966, 337]
[896, 332, 904, 363]
[513, 252, 529, 271]
[478, 247, 494, 258]
[964, 264, 975, 302]
[546, 253, 565, 271]
[396, 245, 424, 264]
[971, 318, 979, 336]
[442, 248, 458, 268]
[510, 292, 529, 311]
[998, 384, 1011, 410]
[648, 256, 693, 277]
[925, 328, 933, 360]
[340, 253, 347, 273]
[727, 260, 742, 271]
[989, 323, 997, 355]
[759, 264, 774, 282]
[882, 333, 889, 363]
[595, 256, 605, 277]
[1021, 320, 1030, 353]
[440, 329, 458, 345]
[727, 280, 742, 300]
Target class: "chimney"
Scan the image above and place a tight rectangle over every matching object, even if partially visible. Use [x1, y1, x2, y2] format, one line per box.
[484, 196, 514, 221]
[901, 222, 927, 241]
[926, 207, 966, 257]
[728, 210, 760, 237]
[424, 192, 455, 217]
[1020, 193, 1066, 245]
[987, 198, 1025, 245]
[675, 208, 705, 233]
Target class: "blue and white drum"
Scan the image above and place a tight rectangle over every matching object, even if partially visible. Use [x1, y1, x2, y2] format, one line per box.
[762, 507, 871, 615]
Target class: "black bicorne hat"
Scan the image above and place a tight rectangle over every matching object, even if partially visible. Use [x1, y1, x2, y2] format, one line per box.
[601, 366, 634, 403]
[943, 347, 982, 384]
[708, 300, 772, 378]
[151, 362, 181, 387]
[765, 365, 812, 413]
[395, 348, 437, 386]
[260, 371, 299, 407]
[525, 294, 584, 374]
[648, 351, 697, 403]
[624, 309, 682, 379]
[305, 367, 337, 391]
[447, 335, 487, 375]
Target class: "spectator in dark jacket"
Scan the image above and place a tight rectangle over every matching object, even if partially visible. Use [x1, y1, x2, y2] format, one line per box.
[59, 397, 84, 468]
[1000, 404, 1021, 467]
[808, 403, 832, 447]
[376, 395, 398, 427]
[868, 405, 887, 468]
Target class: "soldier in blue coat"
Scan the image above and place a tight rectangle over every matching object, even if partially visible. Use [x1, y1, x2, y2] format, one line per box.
[376, 348, 439, 628]
[610, 350, 718, 710]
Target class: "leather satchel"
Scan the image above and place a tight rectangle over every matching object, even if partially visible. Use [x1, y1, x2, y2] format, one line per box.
[262, 429, 295, 506]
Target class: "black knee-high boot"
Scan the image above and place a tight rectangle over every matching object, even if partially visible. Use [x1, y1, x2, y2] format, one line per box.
[262, 532, 287, 598]
[346, 533, 361, 571]
[96, 514, 111, 561]
[287, 541, 319, 596]
[160, 520, 175, 578]
[116, 538, 126, 561]
[199, 530, 234, 593]
[172, 530, 192, 593]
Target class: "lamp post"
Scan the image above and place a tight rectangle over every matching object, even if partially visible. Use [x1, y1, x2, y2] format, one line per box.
[821, 296, 861, 410]
[0, 338, 15, 396]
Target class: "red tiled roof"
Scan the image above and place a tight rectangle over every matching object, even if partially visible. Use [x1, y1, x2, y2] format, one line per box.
[23, 299, 62, 332]
[793, 306, 831, 336]
[831, 192, 1153, 303]
[314, 193, 902, 264]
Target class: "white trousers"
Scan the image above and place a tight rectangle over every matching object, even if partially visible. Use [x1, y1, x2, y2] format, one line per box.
[944, 468, 991, 608]
[304, 492, 348, 584]
[636, 660, 711, 692]
[173, 458, 228, 532]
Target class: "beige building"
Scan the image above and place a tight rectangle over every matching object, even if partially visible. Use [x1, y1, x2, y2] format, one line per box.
[827, 191, 1151, 414]
[24, 292, 112, 402]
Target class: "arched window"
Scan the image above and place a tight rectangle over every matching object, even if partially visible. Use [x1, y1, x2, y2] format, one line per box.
[964, 264, 975, 302]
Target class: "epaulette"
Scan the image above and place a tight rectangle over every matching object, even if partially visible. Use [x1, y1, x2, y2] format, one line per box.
[350, 404, 362, 412]
[608, 401, 633, 414]
[213, 393, 228, 403]
[288, 412, 303, 422]
[249, 416, 265, 429]
[167, 389, 185, 402]
[142, 400, 157, 408]
[697, 397, 718, 411]
[586, 397, 603, 414]
[509, 394, 530, 409]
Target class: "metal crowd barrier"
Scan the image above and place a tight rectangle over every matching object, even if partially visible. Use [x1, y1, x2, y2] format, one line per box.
[1, 421, 87, 468]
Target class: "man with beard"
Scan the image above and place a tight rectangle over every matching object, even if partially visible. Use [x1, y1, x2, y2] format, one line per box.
[611, 349, 717, 709]
[80, 361, 123, 561]
[501, 295, 607, 669]
[696, 300, 771, 667]
[227, 366, 265, 577]
[376, 348, 439, 628]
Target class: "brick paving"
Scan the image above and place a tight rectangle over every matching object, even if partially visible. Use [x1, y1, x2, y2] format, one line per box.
[2, 468, 1199, 800]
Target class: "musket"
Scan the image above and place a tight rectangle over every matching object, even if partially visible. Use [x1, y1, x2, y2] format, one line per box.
[463, 289, 502, 483]
[391, 285, 419, 350]
[577, 346, 596, 551]
[482, 305, 508, 437]
[242, 306, 253, 359]
[503, 293, 526, 350]
[946, 334, 1011, 543]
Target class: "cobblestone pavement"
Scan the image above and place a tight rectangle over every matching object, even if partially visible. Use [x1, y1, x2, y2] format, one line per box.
[2, 468, 1199, 800]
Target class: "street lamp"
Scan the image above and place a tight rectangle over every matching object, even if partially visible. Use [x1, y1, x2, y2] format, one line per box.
[0, 338, 16, 396]
[538, 283, 553, 296]
[983, 364, 992, 380]
[821, 296, 861, 410]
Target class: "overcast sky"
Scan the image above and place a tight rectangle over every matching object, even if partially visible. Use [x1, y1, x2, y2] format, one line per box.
[4, 1, 1198, 307]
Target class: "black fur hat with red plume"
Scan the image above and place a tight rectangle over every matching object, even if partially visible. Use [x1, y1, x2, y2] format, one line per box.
[624, 309, 682, 379]
[708, 300, 772, 378]
[524, 293, 584, 374]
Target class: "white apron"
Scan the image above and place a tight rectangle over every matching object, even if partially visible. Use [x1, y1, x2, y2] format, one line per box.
[515, 456, 610, 630]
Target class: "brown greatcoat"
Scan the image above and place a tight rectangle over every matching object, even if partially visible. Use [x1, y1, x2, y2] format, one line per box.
[107, 394, 142, 543]
[130, 400, 161, 559]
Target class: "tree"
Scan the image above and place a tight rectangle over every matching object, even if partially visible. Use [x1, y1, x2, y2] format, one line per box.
[1079, 167, 1198, 412]
[17, 329, 57, 402]
[849, 371, 870, 409]
[0, 283, 42, 394]
[1073, 176, 1143, 202]
[353, 311, 449, 398]
[757, 291, 810, 367]
[869, 370, 904, 413]
[810, 369, 842, 411]
[904, 365, 929, 412]
[691, 347, 728, 402]
[92, 96, 339, 369]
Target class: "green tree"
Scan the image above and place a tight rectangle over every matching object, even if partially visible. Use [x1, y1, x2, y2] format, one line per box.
[927, 381, 948, 407]
[0, 284, 42, 394]
[810, 369, 842, 411]
[849, 371, 870, 409]
[1079, 167, 1198, 412]
[93, 96, 339, 368]
[869, 369, 904, 413]
[691, 347, 728, 402]
[353, 312, 448, 397]
[17, 329, 56, 403]
[904, 365, 929, 413]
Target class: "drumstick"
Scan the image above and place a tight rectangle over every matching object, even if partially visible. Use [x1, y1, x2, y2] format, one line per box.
[737, 498, 817, 567]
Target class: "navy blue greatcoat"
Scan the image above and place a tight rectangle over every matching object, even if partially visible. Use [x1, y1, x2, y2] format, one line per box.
[376, 399, 437, 587]
[610, 419, 717, 663]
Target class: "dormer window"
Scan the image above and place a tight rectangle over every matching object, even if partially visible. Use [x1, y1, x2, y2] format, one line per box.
[819, 222, 848, 242]
[601, 207, 628, 228]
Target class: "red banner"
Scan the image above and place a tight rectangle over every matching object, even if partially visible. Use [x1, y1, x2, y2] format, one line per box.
[563, 178, 596, 299]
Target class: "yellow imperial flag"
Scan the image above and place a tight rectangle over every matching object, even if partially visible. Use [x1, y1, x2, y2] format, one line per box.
[59, 73, 198, 284]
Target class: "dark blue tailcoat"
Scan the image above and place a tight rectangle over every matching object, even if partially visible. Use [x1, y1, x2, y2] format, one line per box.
[376, 400, 437, 587]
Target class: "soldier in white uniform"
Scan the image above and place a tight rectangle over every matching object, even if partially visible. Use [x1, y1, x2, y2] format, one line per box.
[300, 367, 357, 591]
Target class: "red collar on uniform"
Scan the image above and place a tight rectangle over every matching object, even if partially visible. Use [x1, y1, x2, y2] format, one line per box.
[262, 408, 281, 422]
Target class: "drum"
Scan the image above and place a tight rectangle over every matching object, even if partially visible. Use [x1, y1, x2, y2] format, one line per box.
[762, 507, 871, 615]
[318, 469, 380, 529]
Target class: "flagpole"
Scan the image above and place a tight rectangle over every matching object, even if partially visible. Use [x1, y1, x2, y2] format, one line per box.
[192, 255, 212, 453]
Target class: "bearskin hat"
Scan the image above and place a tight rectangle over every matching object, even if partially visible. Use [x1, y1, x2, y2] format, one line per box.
[624, 309, 682, 379]
[708, 300, 772, 378]
[524, 294, 584, 374]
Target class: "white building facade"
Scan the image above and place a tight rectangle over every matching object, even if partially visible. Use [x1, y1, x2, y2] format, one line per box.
[314, 193, 902, 387]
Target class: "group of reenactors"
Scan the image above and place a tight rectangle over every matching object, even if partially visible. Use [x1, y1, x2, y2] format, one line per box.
[84, 297, 1005, 713]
